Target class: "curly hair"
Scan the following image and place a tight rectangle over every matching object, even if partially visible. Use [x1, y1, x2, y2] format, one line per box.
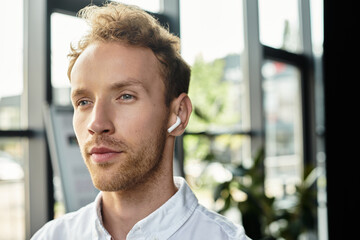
[67, 2, 190, 106]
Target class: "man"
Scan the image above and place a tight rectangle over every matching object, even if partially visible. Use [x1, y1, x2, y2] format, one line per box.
[32, 3, 249, 240]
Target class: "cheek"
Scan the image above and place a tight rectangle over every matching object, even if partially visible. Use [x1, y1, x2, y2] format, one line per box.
[73, 113, 87, 144]
[117, 112, 149, 137]
[115, 106, 166, 140]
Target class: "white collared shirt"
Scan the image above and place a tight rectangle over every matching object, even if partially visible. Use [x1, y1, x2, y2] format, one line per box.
[31, 177, 250, 240]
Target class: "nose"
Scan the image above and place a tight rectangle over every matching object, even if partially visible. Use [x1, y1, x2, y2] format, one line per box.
[87, 102, 115, 135]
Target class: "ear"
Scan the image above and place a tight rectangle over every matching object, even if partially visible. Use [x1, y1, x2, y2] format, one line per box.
[168, 93, 192, 136]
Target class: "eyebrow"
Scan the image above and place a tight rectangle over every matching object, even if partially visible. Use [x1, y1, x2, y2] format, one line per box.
[71, 88, 90, 101]
[108, 78, 147, 92]
[71, 78, 147, 100]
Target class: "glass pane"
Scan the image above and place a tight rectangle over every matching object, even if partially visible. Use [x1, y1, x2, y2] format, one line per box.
[113, 0, 162, 13]
[310, 0, 324, 56]
[180, 0, 249, 224]
[181, 0, 246, 132]
[0, 138, 26, 240]
[262, 60, 303, 197]
[51, 13, 89, 106]
[259, 0, 302, 53]
[0, 0, 24, 130]
[184, 134, 250, 222]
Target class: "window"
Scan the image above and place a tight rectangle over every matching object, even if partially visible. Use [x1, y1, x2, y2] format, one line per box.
[258, 0, 320, 237]
[262, 60, 303, 197]
[51, 13, 88, 106]
[0, 139, 26, 240]
[258, 0, 301, 53]
[0, 0, 24, 130]
[180, 0, 250, 222]
[112, 0, 162, 13]
[0, 1, 26, 239]
[181, 0, 320, 238]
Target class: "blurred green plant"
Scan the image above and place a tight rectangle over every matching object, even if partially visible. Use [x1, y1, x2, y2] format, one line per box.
[185, 55, 317, 239]
[187, 55, 241, 132]
[214, 148, 318, 240]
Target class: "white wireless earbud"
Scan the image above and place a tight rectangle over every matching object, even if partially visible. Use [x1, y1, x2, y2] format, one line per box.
[167, 116, 181, 133]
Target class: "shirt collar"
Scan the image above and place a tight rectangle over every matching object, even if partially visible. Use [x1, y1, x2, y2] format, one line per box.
[93, 177, 198, 240]
[93, 192, 112, 239]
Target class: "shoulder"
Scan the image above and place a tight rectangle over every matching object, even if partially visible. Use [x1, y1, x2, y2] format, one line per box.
[177, 204, 250, 240]
[30, 202, 96, 240]
[193, 205, 249, 240]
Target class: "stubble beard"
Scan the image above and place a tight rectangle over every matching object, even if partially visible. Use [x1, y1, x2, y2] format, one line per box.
[81, 127, 167, 192]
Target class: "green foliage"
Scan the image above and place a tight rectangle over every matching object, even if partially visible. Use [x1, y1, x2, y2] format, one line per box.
[184, 55, 245, 197]
[187, 56, 241, 131]
[214, 149, 274, 239]
[185, 55, 317, 239]
[214, 148, 318, 240]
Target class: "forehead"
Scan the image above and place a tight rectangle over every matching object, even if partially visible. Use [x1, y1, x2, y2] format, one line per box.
[70, 42, 164, 93]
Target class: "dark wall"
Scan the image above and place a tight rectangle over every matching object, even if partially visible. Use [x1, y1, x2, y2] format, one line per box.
[323, 1, 359, 239]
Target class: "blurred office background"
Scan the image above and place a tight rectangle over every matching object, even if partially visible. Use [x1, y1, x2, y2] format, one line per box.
[0, 0, 357, 239]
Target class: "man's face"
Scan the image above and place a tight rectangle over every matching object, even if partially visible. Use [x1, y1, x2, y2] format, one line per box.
[70, 42, 169, 191]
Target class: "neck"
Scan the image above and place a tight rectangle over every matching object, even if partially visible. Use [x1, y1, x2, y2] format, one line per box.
[101, 137, 177, 240]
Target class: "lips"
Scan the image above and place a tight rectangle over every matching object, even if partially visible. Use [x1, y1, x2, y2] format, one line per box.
[89, 147, 122, 163]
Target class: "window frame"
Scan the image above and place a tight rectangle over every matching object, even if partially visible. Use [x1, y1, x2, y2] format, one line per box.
[245, 0, 320, 236]
[243, 0, 316, 178]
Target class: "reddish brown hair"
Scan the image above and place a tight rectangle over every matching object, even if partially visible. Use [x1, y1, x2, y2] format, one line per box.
[67, 2, 190, 106]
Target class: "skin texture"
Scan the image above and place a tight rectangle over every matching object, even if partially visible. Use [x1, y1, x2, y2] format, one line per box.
[70, 42, 192, 240]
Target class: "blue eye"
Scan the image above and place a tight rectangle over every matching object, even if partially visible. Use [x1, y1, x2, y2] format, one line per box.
[120, 94, 134, 100]
[78, 100, 90, 106]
